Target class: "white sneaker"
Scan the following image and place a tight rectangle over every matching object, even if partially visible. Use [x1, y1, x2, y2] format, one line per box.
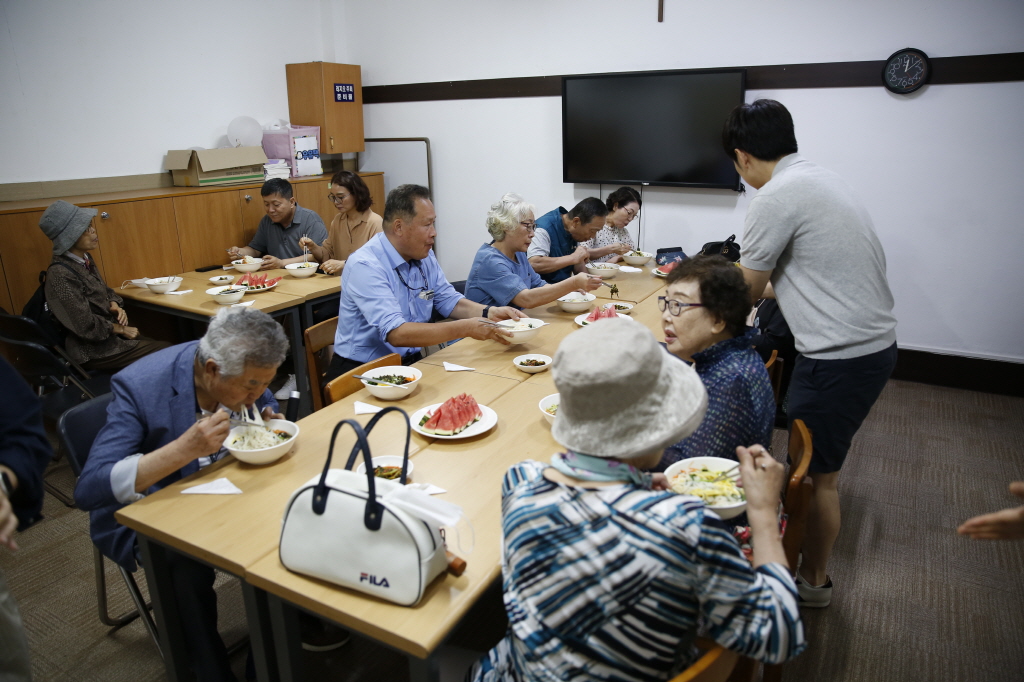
[274, 374, 297, 400]
[795, 570, 832, 608]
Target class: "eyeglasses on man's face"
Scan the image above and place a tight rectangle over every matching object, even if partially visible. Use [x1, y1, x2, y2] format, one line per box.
[657, 296, 704, 316]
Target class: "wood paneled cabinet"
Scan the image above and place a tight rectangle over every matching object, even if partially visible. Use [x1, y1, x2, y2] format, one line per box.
[0, 172, 383, 313]
[286, 62, 364, 154]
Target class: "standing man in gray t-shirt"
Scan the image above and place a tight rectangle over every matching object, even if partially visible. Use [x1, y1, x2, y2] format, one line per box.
[723, 99, 898, 609]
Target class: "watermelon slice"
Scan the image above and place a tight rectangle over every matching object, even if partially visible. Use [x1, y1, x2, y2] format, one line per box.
[420, 394, 482, 435]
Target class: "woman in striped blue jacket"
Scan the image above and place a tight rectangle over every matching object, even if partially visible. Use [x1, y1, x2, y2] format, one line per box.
[468, 319, 805, 682]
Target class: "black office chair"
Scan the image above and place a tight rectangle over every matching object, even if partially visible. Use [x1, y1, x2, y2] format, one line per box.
[58, 394, 162, 658]
[450, 280, 467, 295]
[0, 312, 103, 389]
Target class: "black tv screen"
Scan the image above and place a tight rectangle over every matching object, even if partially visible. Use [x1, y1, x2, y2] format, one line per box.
[562, 69, 746, 189]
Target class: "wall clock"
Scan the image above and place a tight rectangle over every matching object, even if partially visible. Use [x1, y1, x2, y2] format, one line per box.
[883, 48, 930, 94]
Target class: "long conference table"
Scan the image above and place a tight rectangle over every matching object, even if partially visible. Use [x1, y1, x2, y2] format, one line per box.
[115, 264, 669, 682]
[119, 266, 342, 416]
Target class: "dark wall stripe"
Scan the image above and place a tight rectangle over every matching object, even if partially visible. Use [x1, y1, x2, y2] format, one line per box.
[892, 350, 1024, 398]
[363, 52, 1024, 104]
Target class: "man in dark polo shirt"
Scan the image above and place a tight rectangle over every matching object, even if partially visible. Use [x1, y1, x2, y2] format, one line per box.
[527, 197, 608, 283]
[228, 178, 328, 271]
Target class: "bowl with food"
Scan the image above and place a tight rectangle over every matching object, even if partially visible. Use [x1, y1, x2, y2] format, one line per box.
[610, 302, 634, 314]
[144, 276, 183, 294]
[224, 419, 299, 465]
[586, 262, 620, 279]
[495, 318, 546, 344]
[231, 256, 262, 273]
[622, 250, 653, 266]
[556, 292, 596, 313]
[209, 274, 235, 285]
[664, 456, 747, 519]
[359, 365, 423, 400]
[355, 455, 414, 481]
[514, 353, 552, 374]
[285, 262, 318, 278]
[539, 393, 559, 425]
[206, 285, 247, 305]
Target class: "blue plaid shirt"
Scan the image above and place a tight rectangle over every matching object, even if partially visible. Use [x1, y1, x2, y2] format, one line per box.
[657, 329, 775, 471]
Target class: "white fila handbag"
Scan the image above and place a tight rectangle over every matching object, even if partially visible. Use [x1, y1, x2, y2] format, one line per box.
[278, 408, 450, 607]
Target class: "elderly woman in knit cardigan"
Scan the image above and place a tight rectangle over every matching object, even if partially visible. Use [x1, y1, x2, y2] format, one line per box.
[38, 201, 168, 372]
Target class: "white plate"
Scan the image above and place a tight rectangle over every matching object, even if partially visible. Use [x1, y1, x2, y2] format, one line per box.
[410, 403, 498, 440]
[653, 268, 669, 278]
[574, 312, 631, 327]
[209, 275, 235, 284]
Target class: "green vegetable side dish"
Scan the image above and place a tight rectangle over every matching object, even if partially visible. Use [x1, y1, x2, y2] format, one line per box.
[614, 304, 630, 311]
[518, 359, 547, 367]
[366, 374, 413, 386]
[628, 249, 646, 257]
[609, 283, 619, 298]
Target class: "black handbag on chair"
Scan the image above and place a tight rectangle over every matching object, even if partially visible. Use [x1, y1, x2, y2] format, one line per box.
[699, 234, 741, 262]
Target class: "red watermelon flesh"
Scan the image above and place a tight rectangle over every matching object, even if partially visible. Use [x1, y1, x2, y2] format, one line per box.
[585, 306, 602, 323]
[421, 394, 481, 435]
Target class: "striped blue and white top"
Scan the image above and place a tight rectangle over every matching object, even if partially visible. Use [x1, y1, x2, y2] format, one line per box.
[468, 461, 806, 682]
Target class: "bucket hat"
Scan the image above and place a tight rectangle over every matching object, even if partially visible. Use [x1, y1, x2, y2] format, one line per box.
[38, 200, 97, 255]
[551, 318, 707, 460]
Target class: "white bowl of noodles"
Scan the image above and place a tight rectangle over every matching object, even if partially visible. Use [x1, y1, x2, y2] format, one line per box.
[664, 456, 746, 519]
[224, 419, 299, 465]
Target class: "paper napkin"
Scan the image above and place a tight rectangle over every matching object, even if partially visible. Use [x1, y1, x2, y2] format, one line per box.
[443, 362, 475, 372]
[408, 482, 447, 495]
[165, 290, 193, 295]
[223, 265, 235, 270]
[182, 478, 242, 495]
[354, 401, 382, 415]
[231, 300, 256, 307]
[618, 266, 642, 273]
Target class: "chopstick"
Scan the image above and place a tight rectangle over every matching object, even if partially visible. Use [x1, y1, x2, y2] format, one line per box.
[711, 464, 740, 482]
[194, 409, 273, 431]
[352, 374, 410, 389]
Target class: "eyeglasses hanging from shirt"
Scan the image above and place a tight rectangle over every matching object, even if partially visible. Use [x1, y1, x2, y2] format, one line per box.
[394, 260, 435, 301]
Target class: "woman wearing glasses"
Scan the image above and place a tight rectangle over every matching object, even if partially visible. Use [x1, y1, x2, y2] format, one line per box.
[299, 170, 382, 276]
[586, 186, 641, 264]
[466, 193, 603, 309]
[656, 255, 775, 471]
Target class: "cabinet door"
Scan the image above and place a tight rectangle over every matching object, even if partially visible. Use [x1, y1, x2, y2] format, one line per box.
[292, 180, 337, 230]
[321, 63, 364, 153]
[0, 255, 14, 313]
[360, 173, 385, 217]
[94, 198, 182, 285]
[238, 189, 265, 246]
[173, 192, 245, 271]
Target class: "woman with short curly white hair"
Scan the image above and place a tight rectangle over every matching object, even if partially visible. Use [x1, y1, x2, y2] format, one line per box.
[466, 193, 602, 308]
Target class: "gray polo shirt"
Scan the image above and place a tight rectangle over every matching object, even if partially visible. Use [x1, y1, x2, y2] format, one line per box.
[248, 205, 328, 259]
[740, 154, 897, 360]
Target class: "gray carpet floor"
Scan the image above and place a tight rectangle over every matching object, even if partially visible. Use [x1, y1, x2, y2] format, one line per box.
[1, 378, 1022, 681]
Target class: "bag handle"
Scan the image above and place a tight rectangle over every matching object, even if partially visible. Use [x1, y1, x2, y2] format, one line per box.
[312, 419, 384, 530]
[342, 406, 412, 484]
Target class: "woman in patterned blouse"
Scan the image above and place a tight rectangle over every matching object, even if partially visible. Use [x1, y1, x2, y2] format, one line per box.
[468, 320, 805, 682]
[656, 255, 775, 471]
[586, 186, 641, 264]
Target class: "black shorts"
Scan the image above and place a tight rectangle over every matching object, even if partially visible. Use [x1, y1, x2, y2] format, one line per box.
[787, 343, 897, 474]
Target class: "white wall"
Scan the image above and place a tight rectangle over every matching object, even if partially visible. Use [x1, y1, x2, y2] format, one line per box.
[347, 0, 1024, 362]
[0, 0, 335, 182]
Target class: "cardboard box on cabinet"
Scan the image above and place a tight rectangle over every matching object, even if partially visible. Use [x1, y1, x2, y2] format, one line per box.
[165, 147, 268, 187]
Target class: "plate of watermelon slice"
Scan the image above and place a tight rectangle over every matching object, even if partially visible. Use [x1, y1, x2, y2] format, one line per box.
[653, 261, 681, 278]
[411, 393, 498, 440]
[574, 305, 631, 327]
[236, 272, 283, 292]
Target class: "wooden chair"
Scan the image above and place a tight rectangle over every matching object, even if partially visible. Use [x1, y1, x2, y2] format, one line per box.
[668, 638, 739, 682]
[764, 349, 784, 406]
[303, 316, 338, 412]
[324, 353, 401, 406]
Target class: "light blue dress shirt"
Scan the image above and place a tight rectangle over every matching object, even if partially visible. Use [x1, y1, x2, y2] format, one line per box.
[465, 243, 546, 308]
[335, 232, 463, 363]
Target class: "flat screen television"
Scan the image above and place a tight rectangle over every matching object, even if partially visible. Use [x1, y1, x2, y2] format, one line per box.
[562, 69, 746, 189]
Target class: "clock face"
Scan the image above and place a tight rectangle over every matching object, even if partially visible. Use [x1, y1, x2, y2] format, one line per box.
[883, 48, 930, 94]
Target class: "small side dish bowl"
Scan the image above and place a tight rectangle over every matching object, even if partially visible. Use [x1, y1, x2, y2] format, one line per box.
[209, 274, 235, 285]
[586, 262, 620, 278]
[206, 286, 247, 305]
[664, 456, 747, 520]
[610, 302, 634, 315]
[514, 354, 552, 374]
[232, 258, 262, 273]
[496, 318, 545, 344]
[359, 365, 423, 401]
[285, 262, 318, 278]
[622, 251, 653, 266]
[224, 419, 299, 465]
[539, 393, 559, 426]
[557, 292, 596, 313]
[144, 276, 183, 294]
[355, 455, 414, 480]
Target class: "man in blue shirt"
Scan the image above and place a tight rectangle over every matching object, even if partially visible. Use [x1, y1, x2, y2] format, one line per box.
[327, 184, 522, 381]
[227, 178, 328, 271]
[527, 197, 608, 283]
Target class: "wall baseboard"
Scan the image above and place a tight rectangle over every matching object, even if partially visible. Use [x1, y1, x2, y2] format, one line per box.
[892, 349, 1024, 398]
